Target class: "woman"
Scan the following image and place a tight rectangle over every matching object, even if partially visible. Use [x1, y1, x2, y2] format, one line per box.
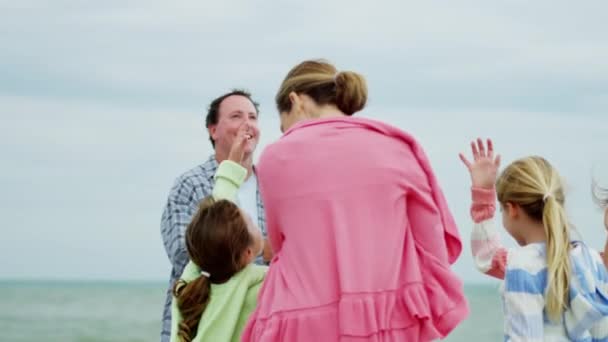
[242, 60, 468, 341]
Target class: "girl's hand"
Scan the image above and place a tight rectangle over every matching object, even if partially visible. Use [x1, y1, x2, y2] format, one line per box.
[459, 138, 501, 189]
[228, 122, 258, 165]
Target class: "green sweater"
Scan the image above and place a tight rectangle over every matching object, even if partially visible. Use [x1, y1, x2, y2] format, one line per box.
[170, 160, 267, 342]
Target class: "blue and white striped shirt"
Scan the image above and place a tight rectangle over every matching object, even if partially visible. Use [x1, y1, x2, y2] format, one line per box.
[499, 240, 608, 341]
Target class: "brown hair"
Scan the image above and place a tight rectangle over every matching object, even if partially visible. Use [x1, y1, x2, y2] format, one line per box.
[275, 59, 368, 116]
[496, 156, 570, 322]
[172, 197, 253, 342]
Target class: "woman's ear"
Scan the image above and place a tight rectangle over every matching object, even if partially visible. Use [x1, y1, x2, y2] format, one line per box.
[288, 91, 304, 113]
[288, 91, 298, 107]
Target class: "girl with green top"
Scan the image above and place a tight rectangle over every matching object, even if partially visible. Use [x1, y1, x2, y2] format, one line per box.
[170, 123, 267, 342]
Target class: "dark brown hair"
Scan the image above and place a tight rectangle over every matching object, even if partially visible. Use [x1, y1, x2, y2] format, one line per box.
[275, 59, 367, 116]
[172, 197, 252, 342]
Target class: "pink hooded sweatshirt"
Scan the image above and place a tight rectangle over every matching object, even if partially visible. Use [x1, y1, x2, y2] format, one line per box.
[243, 116, 468, 342]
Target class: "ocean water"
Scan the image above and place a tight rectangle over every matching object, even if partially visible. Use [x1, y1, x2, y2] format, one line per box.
[0, 281, 503, 341]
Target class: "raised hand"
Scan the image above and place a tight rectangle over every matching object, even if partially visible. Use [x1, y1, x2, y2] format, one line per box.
[228, 122, 258, 165]
[459, 138, 501, 189]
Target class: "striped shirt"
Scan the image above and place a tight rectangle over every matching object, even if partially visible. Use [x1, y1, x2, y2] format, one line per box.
[470, 187, 608, 341]
[159, 155, 267, 342]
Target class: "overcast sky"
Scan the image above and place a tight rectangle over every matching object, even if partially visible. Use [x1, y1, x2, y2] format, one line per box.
[1, 0, 607, 283]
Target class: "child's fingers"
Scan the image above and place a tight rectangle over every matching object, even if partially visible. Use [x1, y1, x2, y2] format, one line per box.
[471, 141, 479, 160]
[459, 153, 472, 170]
[477, 138, 486, 158]
[487, 139, 494, 158]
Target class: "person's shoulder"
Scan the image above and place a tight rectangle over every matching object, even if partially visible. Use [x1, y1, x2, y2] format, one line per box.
[506, 243, 547, 273]
[349, 116, 411, 135]
[258, 139, 284, 163]
[570, 241, 607, 275]
[346, 116, 424, 152]
[241, 264, 268, 280]
[172, 156, 218, 188]
[231, 264, 267, 288]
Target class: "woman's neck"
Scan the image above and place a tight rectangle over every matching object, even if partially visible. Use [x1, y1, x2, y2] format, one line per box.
[313, 105, 346, 119]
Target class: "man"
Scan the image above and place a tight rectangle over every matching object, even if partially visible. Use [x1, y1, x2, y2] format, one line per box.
[160, 89, 268, 342]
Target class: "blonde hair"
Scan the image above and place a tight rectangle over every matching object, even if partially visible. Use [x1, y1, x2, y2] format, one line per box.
[496, 156, 570, 322]
[275, 59, 367, 116]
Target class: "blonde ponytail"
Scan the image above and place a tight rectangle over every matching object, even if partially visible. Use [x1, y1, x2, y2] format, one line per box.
[542, 195, 571, 322]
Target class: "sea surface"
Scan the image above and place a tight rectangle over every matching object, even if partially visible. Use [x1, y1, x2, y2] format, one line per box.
[0, 281, 504, 341]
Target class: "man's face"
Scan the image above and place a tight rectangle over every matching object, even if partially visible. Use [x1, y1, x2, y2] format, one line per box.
[209, 95, 260, 157]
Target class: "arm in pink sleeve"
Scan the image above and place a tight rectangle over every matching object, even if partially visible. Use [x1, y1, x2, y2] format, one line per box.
[470, 187, 507, 279]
